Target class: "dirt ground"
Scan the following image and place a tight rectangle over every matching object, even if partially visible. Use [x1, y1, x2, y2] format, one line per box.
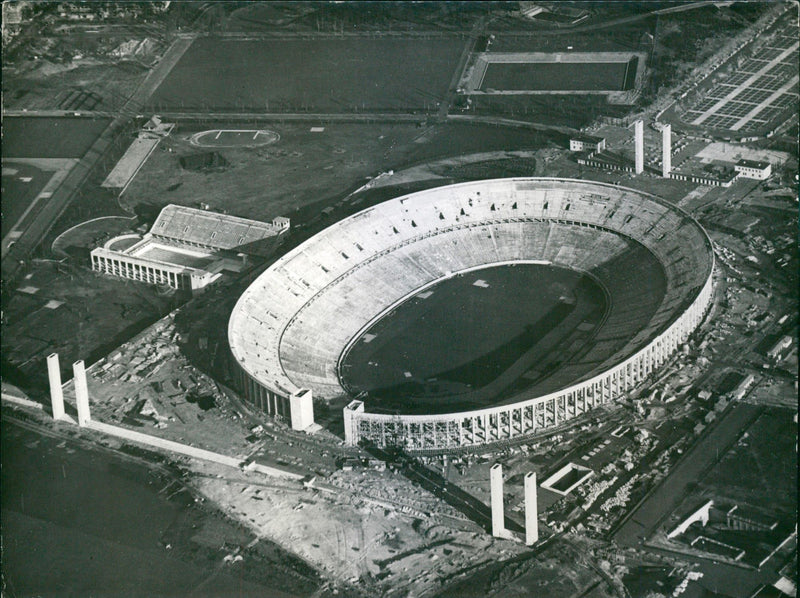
[187, 460, 519, 598]
[52, 310, 534, 598]
[1, 261, 178, 391]
[4, 59, 151, 112]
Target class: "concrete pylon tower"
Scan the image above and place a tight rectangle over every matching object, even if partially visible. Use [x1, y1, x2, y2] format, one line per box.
[634, 120, 644, 174]
[662, 124, 672, 178]
[47, 353, 65, 420]
[490, 463, 505, 538]
[73, 360, 91, 427]
[524, 472, 539, 545]
[289, 389, 314, 431]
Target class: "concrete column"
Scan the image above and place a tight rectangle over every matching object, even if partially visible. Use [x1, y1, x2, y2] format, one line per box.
[73, 360, 91, 426]
[634, 120, 644, 174]
[525, 472, 539, 545]
[490, 463, 505, 538]
[343, 400, 364, 446]
[662, 124, 672, 178]
[47, 353, 65, 421]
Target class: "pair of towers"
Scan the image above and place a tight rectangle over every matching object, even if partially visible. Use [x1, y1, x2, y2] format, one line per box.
[633, 119, 671, 177]
[46, 352, 314, 431]
[47, 353, 90, 426]
[490, 463, 539, 545]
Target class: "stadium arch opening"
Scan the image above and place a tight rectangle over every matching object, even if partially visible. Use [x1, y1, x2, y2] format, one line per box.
[228, 178, 714, 451]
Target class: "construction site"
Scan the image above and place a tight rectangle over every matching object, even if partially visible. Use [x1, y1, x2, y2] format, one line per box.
[2, 2, 797, 598]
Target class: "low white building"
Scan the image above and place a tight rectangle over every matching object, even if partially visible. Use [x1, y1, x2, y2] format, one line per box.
[734, 159, 772, 180]
[570, 134, 607, 153]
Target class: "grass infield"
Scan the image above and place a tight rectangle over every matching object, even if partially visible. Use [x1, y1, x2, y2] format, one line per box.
[339, 263, 608, 414]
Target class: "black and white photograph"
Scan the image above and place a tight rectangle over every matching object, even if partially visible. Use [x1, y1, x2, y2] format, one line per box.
[1, 2, 798, 596]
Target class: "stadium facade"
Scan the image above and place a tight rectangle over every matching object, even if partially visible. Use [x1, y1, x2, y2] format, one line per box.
[228, 178, 715, 451]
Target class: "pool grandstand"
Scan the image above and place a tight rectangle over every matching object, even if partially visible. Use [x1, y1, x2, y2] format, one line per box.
[92, 204, 289, 293]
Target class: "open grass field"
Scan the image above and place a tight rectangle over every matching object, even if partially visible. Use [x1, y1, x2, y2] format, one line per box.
[481, 59, 637, 92]
[2, 117, 111, 159]
[339, 264, 607, 415]
[701, 406, 797, 513]
[0, 418, 332, 598]
[51, 216, 137, 257]
[1, 163, 51, 239]
[122, 121, 563, 226]
[147, 37, 465, 112]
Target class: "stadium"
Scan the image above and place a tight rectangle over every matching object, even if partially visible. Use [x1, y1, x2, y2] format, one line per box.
[228, 178, 715, 451]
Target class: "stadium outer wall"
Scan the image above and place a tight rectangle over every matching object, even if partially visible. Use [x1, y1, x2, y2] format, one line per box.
[343, 270, 712, 451]
[228, 177, 716, 452]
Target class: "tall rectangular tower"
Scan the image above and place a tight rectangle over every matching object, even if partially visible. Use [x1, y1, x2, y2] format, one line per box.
[47, 353, 65, 421]
[289, 389, 314, 431]
[634, 120, 644, 174]
[490, 463, 505, 538]
[525, 472, 539, 545]
[662, 124, 672, 178]
[73, 360, 91, 427]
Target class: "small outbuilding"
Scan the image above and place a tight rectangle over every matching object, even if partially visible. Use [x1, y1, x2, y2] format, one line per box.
[734, 159, 772, 180]
[569, 134, 606, 153]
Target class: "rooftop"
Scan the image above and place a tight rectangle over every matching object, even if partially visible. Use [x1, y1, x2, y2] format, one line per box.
[736, 159, 771, 170]
[571, 134, 605, 144]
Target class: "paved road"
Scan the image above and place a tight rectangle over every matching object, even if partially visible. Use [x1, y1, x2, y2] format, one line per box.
[1, 110, 578, 137]
[435, 16, 486, 123]
[613, 402, 762, 547]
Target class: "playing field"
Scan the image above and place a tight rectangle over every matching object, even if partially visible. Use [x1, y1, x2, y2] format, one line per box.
[2, 117, 111, 159]
[339, 263, 608, 414]
[481, 58, 638, 92]
[148, 37, 465, 112]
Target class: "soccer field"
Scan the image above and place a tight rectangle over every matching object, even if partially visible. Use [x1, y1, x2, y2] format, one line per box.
[148, 37, 465, 112]
[339, 263, 608, 414]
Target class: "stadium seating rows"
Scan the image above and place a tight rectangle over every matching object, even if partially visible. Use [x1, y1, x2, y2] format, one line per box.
[153, 204, 286, 252]
[229, 179, 713, 401]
